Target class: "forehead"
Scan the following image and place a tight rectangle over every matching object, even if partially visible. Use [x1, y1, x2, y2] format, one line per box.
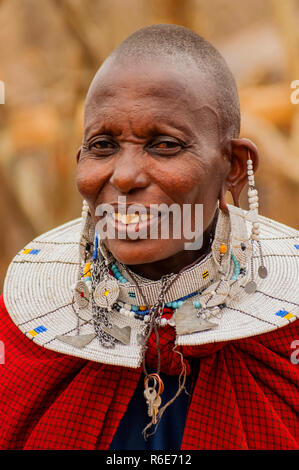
[84, 59, 220, 139]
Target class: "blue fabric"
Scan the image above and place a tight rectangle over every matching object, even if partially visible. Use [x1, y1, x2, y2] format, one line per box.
[109, 369, 194, 450]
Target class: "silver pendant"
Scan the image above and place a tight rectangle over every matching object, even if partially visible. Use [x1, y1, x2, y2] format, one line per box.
[101, 324, 131, 345]
[93, 279, 120, 308]
[74, 280, 90, 308]
[175, 302, 218, 335]
[137, 333, 146, 346]
[200, 280, 230, 307]
[56, 333, 96, 349]
[258, 266, 268, 279]
[244, 280, 257, 294]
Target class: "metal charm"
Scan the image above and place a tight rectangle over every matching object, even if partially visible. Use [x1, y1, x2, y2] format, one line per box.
[144, 386, 157, 417]
[56, 333, 96, 349]
[258, 265, 268, 279]
[200, 280, 230, 307]
[175, 301, 218, 335]
[244, 280, 257, 294]
[101, 324, 131, 345]
[137, 333, 146, 346]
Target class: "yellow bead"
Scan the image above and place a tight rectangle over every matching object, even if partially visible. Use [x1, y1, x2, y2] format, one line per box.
[28, 330, 38, 337]
[104, 290, 109, 297]
[219, 243, 227, 255]
[84, 262, 91, 275]
[285, 313, 294, 320]
[139, 306, 147, 311]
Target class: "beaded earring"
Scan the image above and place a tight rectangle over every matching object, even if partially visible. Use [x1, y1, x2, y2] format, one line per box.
[56, 200, 97, 348]
[72, 200, 94, 309]
[244, 152, 268, 294]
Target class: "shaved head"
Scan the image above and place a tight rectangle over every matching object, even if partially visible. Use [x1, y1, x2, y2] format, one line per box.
[88, 24, 240, 141]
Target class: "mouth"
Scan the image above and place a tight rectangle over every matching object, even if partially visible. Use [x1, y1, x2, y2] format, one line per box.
[107, 210, 163, 237]
[97, 203, 171, 239]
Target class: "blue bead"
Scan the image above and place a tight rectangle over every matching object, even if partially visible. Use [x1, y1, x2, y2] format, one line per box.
[177, 301, 184, 307]
[172, 301, 178, 308]
[131, 305, 139, 311]
[84, 276, 92, 282]
[166, 302, 172, 308]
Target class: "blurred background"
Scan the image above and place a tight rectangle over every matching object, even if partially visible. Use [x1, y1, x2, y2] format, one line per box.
[0, 0, 299, 289]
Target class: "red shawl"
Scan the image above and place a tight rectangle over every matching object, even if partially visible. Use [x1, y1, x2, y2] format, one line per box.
[0, 294, 298, 450]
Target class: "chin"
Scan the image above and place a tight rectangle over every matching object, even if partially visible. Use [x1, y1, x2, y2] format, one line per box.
[105, 238, 182, 265]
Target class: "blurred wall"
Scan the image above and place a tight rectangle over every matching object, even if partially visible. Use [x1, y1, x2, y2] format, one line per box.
[0, 0, 299, 289]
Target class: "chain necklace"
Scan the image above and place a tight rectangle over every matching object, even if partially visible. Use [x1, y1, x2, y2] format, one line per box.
[91, 257, 117, 348]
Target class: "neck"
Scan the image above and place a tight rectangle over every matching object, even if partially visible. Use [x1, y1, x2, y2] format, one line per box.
[126, 210, 218, 281]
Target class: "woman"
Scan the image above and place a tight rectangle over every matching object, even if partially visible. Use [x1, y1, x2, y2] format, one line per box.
[0, 24, 298, 450]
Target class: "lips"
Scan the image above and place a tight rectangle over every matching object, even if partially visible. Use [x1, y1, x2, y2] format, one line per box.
[96, 202, 171, 239]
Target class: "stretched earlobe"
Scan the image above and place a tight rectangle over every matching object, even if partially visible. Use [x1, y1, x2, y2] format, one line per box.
[219, 186, 229, 214]
[229, 182, 241, 208]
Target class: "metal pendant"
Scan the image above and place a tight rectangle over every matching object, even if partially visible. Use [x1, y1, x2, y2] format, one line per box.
[137, 333, 146, 346]
[56, 333, 96, 349]
[258, 265, 268, 279]
[200, 280, 230, 308]
[93, 279, 120, 308]
[174, 301, 218, 335]
[101, 324, 131, 345]
[74, 280, 90, 308]
[244, 280, 257, 294]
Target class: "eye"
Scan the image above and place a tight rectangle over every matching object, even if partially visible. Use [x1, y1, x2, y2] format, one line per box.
[84, 137, 119, 156]
[155, 141, 179, 149]
[92, 140, 114, 150]
[148, 137, 184, 155]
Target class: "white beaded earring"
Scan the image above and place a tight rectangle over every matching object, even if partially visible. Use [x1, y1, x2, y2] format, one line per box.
[245, 152, 268, 294]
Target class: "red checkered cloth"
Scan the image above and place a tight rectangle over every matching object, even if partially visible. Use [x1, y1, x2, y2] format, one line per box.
[0, 293, 298, 450]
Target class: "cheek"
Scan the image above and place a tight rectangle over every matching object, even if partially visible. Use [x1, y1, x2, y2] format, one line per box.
[151, 157, 208, 203]
[154, 155, 225, 220]
[76, 160, 108, 202]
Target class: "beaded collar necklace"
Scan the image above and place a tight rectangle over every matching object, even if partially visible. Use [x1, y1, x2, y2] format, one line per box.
[4, 198, 299, 436]
[78, 204, 251, 436]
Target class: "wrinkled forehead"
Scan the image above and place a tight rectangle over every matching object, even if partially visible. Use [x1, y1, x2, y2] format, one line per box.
[84, 58, 222, 143]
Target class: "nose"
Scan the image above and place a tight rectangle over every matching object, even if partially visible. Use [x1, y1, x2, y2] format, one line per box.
[109, 149, 150, 194]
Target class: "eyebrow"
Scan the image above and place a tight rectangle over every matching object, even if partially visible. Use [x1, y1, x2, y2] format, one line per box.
[83, 118, 196, 143]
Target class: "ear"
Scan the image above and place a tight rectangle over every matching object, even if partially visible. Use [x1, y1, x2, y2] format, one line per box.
[225, 138, 259, 208]
[76, 146, 82, 163]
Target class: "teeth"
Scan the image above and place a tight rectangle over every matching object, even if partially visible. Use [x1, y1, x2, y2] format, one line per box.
[112, 212, 155, 224]
[140, 213, 154, 221]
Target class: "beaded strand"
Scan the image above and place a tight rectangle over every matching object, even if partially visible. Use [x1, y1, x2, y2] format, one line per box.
[107, 243, 243, 325]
